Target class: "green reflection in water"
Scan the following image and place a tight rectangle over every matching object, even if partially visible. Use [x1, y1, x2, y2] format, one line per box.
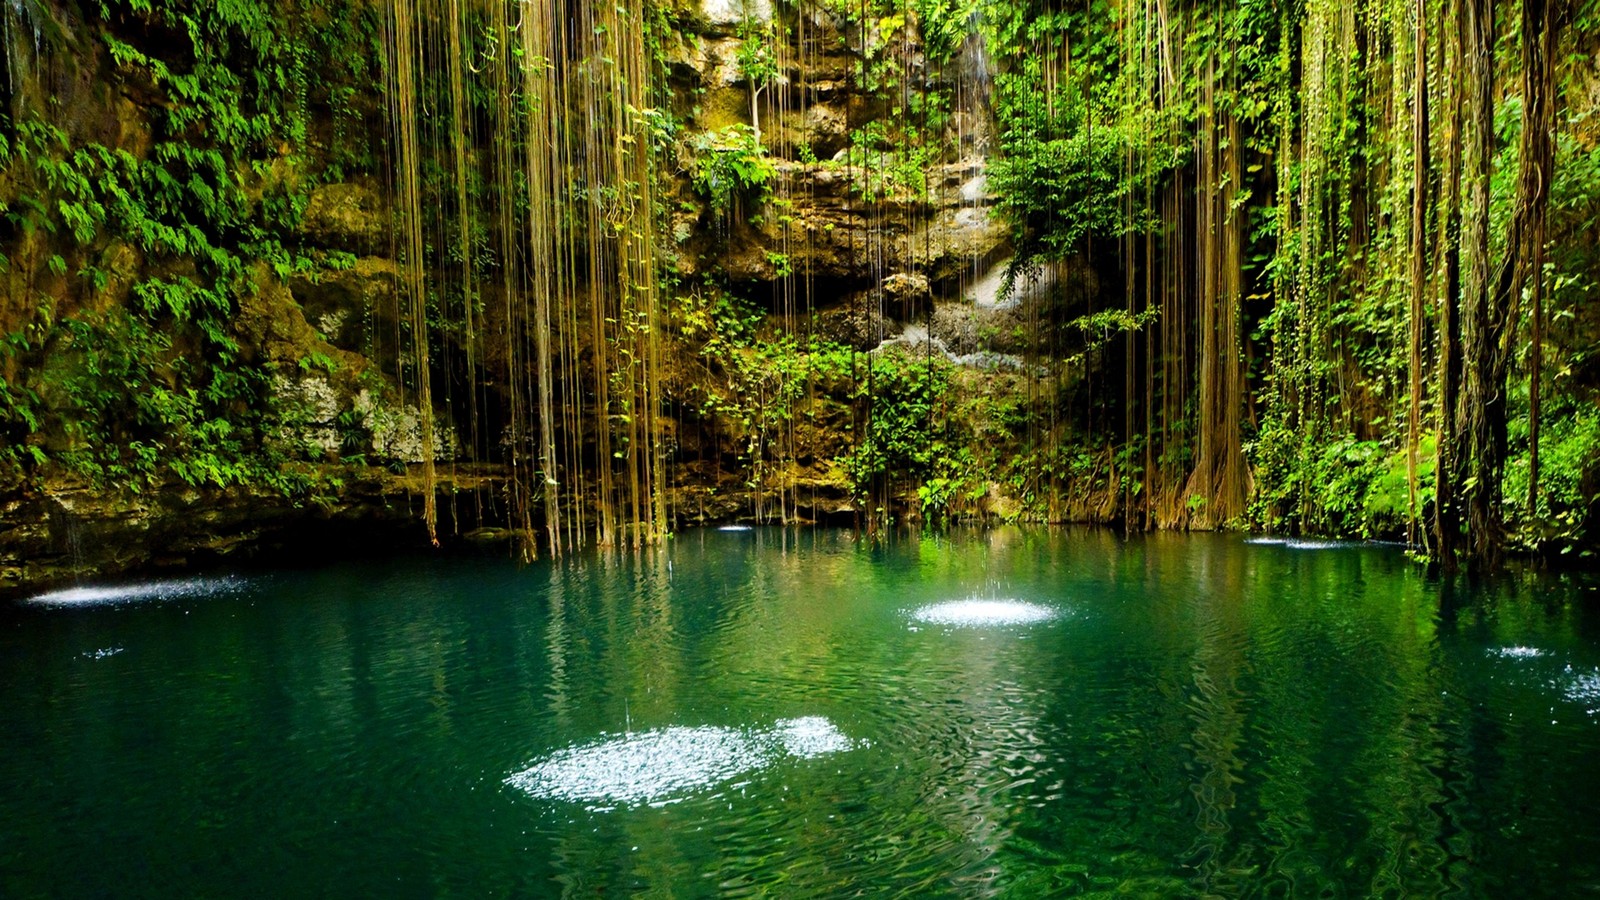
[3, 528, 1600, 897]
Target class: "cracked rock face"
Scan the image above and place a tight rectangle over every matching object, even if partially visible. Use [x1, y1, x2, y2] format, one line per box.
[300, 180, 388, 254]
[699, 0, 773, 32]
[664, 1, 1008, 291]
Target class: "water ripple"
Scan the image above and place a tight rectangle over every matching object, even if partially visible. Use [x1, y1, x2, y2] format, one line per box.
[6, 529, 1598, 896]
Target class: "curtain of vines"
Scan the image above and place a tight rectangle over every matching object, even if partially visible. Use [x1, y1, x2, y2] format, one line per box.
[381, 0, 669, 555]
[977, 0, 1581, 565]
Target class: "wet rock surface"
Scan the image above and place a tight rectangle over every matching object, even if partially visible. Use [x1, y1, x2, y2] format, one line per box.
[0, 467, 509, 601]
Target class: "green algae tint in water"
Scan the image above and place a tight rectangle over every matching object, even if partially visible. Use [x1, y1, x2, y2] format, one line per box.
[4, 529, 1600, 897]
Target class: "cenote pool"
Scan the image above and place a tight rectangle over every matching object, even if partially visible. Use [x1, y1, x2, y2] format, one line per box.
[4, 528, 1600, 896]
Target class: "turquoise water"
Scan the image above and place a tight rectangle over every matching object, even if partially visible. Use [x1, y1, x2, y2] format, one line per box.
[4, 528, 1600, 896]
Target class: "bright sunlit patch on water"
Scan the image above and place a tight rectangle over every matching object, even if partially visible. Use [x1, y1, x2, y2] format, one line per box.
[910, 598, 1059, 627]
[1490, 646, 1546, 659]
[1247, 536, 1364, 549]
[506, 717, 858, 809]
[774, 715, 855, 757]
[1560, 666, 1600, 715]
[716, 525, 754, 532]
[24, 576, 244, 608]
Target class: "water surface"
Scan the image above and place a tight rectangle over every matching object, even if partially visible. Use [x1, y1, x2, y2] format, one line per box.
[4, 528, 1600, 896]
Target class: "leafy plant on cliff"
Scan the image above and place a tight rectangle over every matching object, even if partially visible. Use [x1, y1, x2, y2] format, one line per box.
[690, 124, 775, 217]
[0, 0, 378, 494]
[845, 352, 950, 507]
[990, 126, 1141, 269]
[736, 16, 779, 143]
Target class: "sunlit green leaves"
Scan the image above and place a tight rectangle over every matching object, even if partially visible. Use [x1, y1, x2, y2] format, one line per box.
[690, 125, 776, 216]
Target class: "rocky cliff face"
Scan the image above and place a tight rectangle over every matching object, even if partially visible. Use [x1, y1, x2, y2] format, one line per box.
[0, 1, 489, 595]
[660, 0, 1009, 283]
[0, 0, 1080, 597]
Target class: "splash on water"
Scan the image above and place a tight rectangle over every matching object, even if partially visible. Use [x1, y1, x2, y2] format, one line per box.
[1245, 535, 1353, 549]
[1490, 646, 1546, 660]
[910, 598, 1059, 627]
[1252, 536, 1406, 551]
[24, 576, 244, 608]
[510, 725, 756, 809]
[82, 647, 125, 659]
[506, 716, 859, 810]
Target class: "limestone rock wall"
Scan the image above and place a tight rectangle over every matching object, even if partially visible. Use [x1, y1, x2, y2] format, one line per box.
[0, 0, 1043, 595]
[0, 0, 484, 596]
[663, 0, 1009, 288]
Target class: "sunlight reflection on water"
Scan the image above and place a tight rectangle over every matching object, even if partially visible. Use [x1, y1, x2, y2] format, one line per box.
[910, 599, 1059, 627]
[1490, 646, 1547, 659]
[23, 576, 245, 608]
[505, 716, 858, 810]
[1560, 666, 1600, 715]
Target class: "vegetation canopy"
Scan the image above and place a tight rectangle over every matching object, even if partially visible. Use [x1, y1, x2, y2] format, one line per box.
[0, 0, 1595, 572]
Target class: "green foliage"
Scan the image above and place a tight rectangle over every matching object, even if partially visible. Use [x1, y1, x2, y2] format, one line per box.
[1307, 439, 1405, 539]
[690, 125, 775, 216]
[1545, 132, 1600, 378]
[915, 451, 982, 524]
[0, 334, 45, 477]
[25, 310, 299, 492]
[0, 0, 1592, 563]
[844, 352, 949, 497]
[807, 0, 959, 201]
[991, 128, 1140, 263]
[910, 0, 982, 63]
[735, 18, 778, 90]
[1493, 128, 1600, 556]
[838, 120, 941, 201]
[1505, 407, 1600, 556]
[672, 283, 839, 498]
[978, 0, 1188, 276]
[0, 0, 379, 496]
[1248, 429, 1436, 540]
